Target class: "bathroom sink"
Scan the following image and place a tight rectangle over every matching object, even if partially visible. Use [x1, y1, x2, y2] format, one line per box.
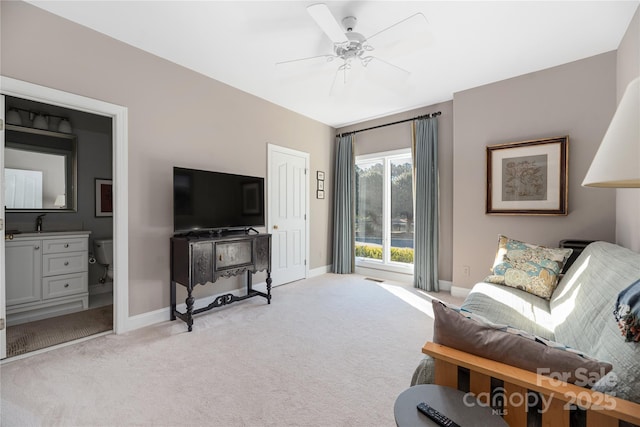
[12, 230, 91, 238]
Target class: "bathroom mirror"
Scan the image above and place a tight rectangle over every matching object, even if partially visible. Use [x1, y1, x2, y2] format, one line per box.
[4, 124, 77, 212]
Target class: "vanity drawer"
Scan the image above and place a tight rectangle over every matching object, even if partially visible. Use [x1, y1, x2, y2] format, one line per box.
[42, 238, 88, 254]
[43, 272, 88, 299]
[43, 252, 88, 276]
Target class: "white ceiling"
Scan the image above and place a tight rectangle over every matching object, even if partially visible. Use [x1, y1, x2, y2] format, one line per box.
[28, 1, 639, 128]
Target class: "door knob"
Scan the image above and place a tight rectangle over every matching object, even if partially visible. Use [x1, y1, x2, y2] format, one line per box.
[273, 225, 279, 230]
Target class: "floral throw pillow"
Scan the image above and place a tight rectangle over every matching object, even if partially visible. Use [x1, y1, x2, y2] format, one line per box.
[484, 235, 572, 299]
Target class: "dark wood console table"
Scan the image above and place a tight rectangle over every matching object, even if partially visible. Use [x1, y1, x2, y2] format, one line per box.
[170, 232, 272, 331]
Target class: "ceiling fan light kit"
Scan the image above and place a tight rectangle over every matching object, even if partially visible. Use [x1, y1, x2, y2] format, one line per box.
[333, 17, 374, 64]
[277, 3, 427, 91]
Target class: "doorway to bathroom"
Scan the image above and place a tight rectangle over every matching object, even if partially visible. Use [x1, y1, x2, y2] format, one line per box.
[1, 90, 115, 358]
[3, 96, 113, 357]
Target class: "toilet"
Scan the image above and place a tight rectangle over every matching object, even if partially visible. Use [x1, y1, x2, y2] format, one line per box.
[94, 239, 113, 282]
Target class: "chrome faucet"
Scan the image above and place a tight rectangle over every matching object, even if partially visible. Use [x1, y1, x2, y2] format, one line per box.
[36, 214, 46, 232]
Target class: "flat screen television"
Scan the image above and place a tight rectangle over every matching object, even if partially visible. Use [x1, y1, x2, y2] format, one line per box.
[173, 167, 265, 234]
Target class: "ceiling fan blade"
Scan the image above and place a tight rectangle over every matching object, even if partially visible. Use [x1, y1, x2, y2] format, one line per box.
[365, 13, 432, 53]
[329, 65, 344, 97]
[276, 54, 336, 67]
[275, 54, 339, 86]
[307, 3, 349, 44]
[360, 56, 411, 93]
[362, 56, 410, 76]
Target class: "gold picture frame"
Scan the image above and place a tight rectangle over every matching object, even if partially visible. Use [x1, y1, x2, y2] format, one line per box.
[486, 136, 568, 215]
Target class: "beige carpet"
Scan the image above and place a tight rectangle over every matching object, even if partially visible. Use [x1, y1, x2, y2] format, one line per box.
[1, 274, 461, 427]
[6, 305, 113, 357]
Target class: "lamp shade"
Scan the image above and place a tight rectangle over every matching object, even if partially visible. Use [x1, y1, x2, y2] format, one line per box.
[582, 76, 640, 188]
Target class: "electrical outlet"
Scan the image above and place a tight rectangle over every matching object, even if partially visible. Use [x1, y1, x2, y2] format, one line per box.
[463, 265, 471, 276]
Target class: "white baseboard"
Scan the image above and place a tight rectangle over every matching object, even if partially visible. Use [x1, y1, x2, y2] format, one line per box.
[438, 280, 452, 292]
[125, 267, 333, 332]
[354, 267, 453, 293]
[451, 286, 471, 299]
[354, 266, 413, 284]
[125, 265, 331, 331]
[124, 275, 470, 332]
[126, 306, 170, 332]
[125, 282, 268, 332]
[125, 271, 343, 332]
[309, 265, 331, 277]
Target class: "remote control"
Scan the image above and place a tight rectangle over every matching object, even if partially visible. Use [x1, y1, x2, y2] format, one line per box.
[416, 402, 460, 427]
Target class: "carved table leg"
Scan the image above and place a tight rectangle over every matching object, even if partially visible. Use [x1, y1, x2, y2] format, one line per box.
[266, 270, 272, 304]
[170, 280, 176, 321]
[185, 284, 195, 332]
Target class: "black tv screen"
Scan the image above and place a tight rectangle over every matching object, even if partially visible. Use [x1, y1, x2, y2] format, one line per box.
[173, 167, 265, 234]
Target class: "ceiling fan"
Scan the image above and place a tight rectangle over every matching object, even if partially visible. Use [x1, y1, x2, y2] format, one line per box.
[277, 3, 431, 93]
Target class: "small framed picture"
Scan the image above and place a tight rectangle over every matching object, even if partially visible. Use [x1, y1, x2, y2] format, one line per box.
[317, 180, 324, 191]
[317, 190, 325, 199]
[317, 171, 325, 181]
[95, 178, 113, 217]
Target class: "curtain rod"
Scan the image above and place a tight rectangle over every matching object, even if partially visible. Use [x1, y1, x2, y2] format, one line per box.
[336, 111, 441, 138]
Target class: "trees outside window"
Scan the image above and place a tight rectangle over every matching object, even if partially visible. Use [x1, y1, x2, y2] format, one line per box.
[355, 149, 413, 269]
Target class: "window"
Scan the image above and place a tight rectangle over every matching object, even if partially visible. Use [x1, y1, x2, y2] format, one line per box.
[355, 149, 413, 271]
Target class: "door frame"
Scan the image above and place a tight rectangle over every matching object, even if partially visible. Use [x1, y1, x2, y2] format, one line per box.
[0, 76, 129, 341]
[0, 95, 5, 358]
[267, 143, 310, 285]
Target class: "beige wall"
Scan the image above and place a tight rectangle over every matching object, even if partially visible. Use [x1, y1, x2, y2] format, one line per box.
[1, 1, 335, 316]
[336, 101, 454, 282]
[337, 53, 621, 289]
[615, 7, 640, 252]
[1, 1, 633, 316]
[452, 52, 618, 288]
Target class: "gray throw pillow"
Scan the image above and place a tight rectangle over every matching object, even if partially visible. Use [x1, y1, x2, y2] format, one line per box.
[432, 300, 612, 386]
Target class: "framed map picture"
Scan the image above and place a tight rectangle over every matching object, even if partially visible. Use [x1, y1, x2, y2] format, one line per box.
[486, 136, 568, 215]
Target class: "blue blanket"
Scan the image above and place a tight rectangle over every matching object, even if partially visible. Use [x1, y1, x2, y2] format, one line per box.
[614, 278, 640, 342]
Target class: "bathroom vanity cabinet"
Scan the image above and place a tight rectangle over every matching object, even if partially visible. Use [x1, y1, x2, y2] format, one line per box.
[6, 231, 90, 326]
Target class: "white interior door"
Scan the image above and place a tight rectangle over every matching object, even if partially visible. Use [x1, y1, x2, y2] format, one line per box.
[1, 95, 7, 359]
[268, 144, 308, 286]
